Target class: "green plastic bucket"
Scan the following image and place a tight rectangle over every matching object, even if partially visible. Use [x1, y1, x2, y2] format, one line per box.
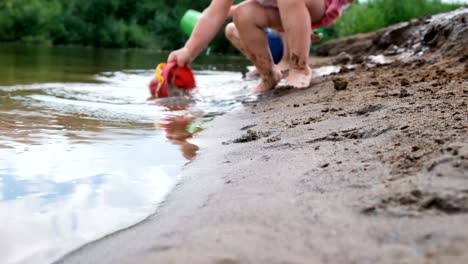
[180, 10, 202, 36]
[315, 28, 327, 38]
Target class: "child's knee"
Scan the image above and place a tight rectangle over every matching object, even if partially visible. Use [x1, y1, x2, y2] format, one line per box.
[232, 2, 256, 27]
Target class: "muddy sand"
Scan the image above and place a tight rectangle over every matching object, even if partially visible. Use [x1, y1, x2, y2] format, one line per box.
[58, 9, 467, 264]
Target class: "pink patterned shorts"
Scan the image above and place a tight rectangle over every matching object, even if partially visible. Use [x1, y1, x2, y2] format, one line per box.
[255, 0, 345, 29]
[256, 0, 278, 7]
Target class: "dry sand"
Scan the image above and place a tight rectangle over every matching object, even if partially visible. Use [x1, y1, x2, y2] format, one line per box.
[57, 9, 468, 264]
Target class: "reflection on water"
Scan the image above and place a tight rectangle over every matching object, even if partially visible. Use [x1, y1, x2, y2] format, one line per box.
[0, 44, 252, 264]
[0, 43, 249, 86]
[0, 129, 182, 264]
[159, 116, 199, 161]
[155, 100, 200, 161]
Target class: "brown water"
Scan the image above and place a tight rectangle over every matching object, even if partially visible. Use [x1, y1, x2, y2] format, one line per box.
[0, 44, 252, 264]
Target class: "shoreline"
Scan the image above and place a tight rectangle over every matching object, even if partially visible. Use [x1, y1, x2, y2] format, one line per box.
[57, 54, 467, 263]
[57, 10, 468, 263]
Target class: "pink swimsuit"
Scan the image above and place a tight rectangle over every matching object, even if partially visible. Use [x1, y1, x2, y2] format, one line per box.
[256, 0, 345, 29]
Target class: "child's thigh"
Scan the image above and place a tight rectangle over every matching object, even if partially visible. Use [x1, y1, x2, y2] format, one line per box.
[277, 0, 325, 23]
[233, 0, 283, 31]
[305, 0, 326, 23]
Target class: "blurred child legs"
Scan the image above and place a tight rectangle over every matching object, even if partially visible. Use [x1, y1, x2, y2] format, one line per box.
[226, 26, 323, 79]
[168, 0, 351, 93]
[226, 0, 326, 92]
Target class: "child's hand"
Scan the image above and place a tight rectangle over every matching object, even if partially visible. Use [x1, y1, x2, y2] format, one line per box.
[311, 32, 324, 43]
[168, 47, 193, 67]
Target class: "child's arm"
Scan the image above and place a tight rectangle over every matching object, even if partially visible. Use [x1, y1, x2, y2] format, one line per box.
[168, 0, 233, 66]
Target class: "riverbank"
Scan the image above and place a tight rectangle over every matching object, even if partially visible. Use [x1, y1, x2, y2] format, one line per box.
[58, 9, 468, 264]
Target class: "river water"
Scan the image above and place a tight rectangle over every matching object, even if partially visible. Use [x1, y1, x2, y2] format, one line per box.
[0, 44, 251, 264]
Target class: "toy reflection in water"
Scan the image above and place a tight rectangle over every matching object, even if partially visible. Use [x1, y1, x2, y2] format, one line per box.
[158, 115, 199, 160]
[153, 99, 200, 161]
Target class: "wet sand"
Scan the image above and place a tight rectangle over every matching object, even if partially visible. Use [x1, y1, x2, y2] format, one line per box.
[58, 10, 468, 264]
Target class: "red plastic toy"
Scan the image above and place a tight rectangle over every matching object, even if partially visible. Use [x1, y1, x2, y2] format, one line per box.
[149, 62, 196, 99]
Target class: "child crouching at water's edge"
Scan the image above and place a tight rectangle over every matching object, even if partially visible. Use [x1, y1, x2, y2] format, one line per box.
[168, 0, 355, 93]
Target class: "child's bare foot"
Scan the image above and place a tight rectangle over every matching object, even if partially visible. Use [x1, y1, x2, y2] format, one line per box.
[246, 67, 259, 78]
[247, 59, 289, 79]
[285, 66, 313, 89]
[276, 60, 289, 74]
[252, 67, 282, 93]
[246, 61, 288, 79]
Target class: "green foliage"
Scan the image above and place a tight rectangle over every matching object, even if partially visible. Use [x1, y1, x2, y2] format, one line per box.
[0, 0, 224, 50]
[0, 0, 463, 51]
[333, 0, 462, 38]
[0, 0, 61, 44]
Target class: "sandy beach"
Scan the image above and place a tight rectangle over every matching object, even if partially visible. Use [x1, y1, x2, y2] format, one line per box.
[57, 9, 468, 264]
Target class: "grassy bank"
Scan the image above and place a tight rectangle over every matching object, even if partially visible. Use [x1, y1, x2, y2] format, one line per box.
[332, 0, 463, 38]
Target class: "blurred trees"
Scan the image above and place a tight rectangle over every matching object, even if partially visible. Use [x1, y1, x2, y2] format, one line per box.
[0, 0, 462, 52]
[0, 0, 232, 51]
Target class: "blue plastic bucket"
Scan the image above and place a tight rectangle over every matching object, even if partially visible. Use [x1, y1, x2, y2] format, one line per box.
[265, 29, 283, 64]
